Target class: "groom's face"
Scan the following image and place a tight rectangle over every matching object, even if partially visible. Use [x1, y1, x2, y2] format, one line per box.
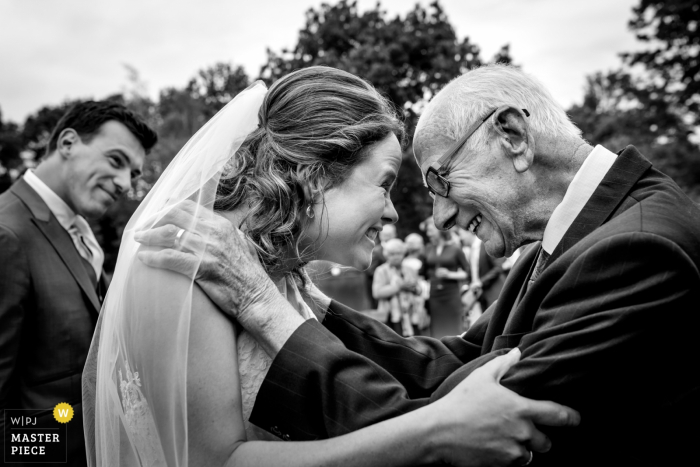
[413, 131, 525, 259]
[60, 121, 146, 219]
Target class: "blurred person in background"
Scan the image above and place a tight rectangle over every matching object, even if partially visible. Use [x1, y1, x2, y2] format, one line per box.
[457, 227, 483, 327]
[403, 232, 430, 332]
[372, 238, 422, 337]
[459, 227, 523, 328]
[0, 101, 157, 466]
[424, 217, 470, 337]
[404, 232, 427, 277]
[364, 223, 396, 308]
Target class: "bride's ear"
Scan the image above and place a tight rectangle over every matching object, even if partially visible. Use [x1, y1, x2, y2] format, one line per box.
[302, 184, 321, 206]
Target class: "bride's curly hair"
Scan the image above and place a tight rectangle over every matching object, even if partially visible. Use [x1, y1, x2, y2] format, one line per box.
[214, 66, 405, 278]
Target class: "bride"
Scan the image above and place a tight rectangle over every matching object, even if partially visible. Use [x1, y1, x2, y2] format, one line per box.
[83, 66, 578, 467]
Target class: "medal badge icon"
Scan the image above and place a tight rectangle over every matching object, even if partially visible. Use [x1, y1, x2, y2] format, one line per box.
[53, 402, 74, 423]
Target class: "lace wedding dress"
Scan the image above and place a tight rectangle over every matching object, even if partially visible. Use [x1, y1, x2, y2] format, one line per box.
[82, 82, 300, 466]
[237, 275, 315, 441]
[83, 272, 314, 465]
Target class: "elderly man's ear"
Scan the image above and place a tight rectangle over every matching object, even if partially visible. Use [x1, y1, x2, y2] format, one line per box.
[493, 107, 534, 173]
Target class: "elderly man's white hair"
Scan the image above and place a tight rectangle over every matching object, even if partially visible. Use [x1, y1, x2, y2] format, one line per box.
[416, 64, 582, 154]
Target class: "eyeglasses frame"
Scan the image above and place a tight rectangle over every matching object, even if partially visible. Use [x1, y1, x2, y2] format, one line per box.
[424, 106, 530, 198]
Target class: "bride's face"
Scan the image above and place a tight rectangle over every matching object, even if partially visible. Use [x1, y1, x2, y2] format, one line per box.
[304, 134, 402, 270]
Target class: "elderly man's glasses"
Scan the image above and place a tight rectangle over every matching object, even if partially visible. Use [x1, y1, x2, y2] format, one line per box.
[423, 106, 530, 198]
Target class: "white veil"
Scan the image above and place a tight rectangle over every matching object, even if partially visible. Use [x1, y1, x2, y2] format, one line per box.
[82, 82, 268, 467]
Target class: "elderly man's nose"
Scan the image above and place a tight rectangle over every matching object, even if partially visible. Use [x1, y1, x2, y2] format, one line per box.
[433, 196, 458, 230]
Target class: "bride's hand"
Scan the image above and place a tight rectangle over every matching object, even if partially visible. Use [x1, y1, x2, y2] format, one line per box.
[133, 200, 279, 321]
[426, 348, 580, 467]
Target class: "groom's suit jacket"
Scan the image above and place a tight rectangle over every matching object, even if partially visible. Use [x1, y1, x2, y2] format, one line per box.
[0, 178, 107, 466]
[251, 146, 700, 466]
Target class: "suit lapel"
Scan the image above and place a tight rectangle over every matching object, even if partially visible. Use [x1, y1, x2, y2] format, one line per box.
[11, 179, 102, 315]
[546, 146, 652, 267]
[482, 146, 652, 351]
[481, 243, 539, 354]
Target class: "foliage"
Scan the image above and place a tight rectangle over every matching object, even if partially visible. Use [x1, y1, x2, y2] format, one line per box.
[0, 1, 518, 263]
[568, 70, 700, 202]
[622, 0, 700, 124]
[186, 62, 250, 119]
[261, 0, 512, 236]
[568, 0, 700, 203]
[262, 0, 508, 134]
[12, 0, 697, 270]
[0, 63, 252, 271]
[0, 109, 22, 169]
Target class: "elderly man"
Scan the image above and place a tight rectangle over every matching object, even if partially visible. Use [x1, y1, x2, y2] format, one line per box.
[140, 65, 699, 466]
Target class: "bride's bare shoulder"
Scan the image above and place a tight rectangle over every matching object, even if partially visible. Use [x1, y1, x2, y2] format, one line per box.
[127, 258, 239, 335]
[185, 274, 247, 464]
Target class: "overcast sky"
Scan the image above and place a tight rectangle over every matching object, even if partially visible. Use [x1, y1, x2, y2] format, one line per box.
[1, 0, 643, 123]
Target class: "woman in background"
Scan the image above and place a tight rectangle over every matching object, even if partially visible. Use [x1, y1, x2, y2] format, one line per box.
[424, 219, 469, 337]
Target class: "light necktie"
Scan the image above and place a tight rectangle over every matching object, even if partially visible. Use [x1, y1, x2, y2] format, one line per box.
[68, 216, 104, 281]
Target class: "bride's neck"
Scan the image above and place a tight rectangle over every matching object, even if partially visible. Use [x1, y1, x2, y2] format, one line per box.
[217, 207, 300, 284]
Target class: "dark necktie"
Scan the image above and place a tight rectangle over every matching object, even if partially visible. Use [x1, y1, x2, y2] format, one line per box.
[528, 248, 550, 288]
[506, 247, 550, 330]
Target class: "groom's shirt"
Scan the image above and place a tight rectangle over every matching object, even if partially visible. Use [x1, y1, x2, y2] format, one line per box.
[23, 170, 104, 279]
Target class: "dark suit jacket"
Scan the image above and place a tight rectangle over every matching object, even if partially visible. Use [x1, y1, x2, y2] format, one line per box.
[250, 147, 700, 466]
[0, 178, 107, 466]
[476, 241, 506, 307]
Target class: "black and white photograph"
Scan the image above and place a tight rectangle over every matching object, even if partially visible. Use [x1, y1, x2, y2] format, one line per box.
[1, 1, 698, 465]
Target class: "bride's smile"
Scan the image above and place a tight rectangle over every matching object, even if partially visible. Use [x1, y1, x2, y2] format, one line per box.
[304, 134, 402, 271]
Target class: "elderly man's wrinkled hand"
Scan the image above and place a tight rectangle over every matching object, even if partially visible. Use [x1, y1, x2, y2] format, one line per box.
[134, 200, 277, 321]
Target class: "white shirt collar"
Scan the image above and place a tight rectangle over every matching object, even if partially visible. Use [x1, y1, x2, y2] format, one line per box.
[541, 145, 617, 254]
[23, 170, 78, 231]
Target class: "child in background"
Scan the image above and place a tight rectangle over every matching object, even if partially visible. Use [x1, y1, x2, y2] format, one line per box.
[372, 238, 422, 337]
[403, 233, 430, 332]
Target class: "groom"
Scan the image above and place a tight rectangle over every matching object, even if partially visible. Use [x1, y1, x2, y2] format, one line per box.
[141, 65, 699, 466]
[0, 101, 157, 466]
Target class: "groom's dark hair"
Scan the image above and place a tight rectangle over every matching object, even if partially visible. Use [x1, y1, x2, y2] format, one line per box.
[46, 100, 158, 156]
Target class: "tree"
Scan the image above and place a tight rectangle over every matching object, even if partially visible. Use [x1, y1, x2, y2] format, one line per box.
[186, 62, 250, 119]
[622, 0, 700, 124]
[263, 0, 488, 134]
[568, 70, 700, 201]
[567, 0, 700, 202]
[0, 108, 22, 170]
[20, 100, 82, 158]
[261, 0, 510, 236]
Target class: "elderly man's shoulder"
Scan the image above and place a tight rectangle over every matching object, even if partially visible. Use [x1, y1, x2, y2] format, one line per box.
[575, 165, 700, 267]
[614, 166, 699, 242]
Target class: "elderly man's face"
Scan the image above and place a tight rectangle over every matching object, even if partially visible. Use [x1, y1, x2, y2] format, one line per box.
[414, 134, 525, 258]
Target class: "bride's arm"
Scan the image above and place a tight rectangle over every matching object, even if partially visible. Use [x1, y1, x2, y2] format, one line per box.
[186, 285, 246, 466]
[189, 286, 576, 467]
